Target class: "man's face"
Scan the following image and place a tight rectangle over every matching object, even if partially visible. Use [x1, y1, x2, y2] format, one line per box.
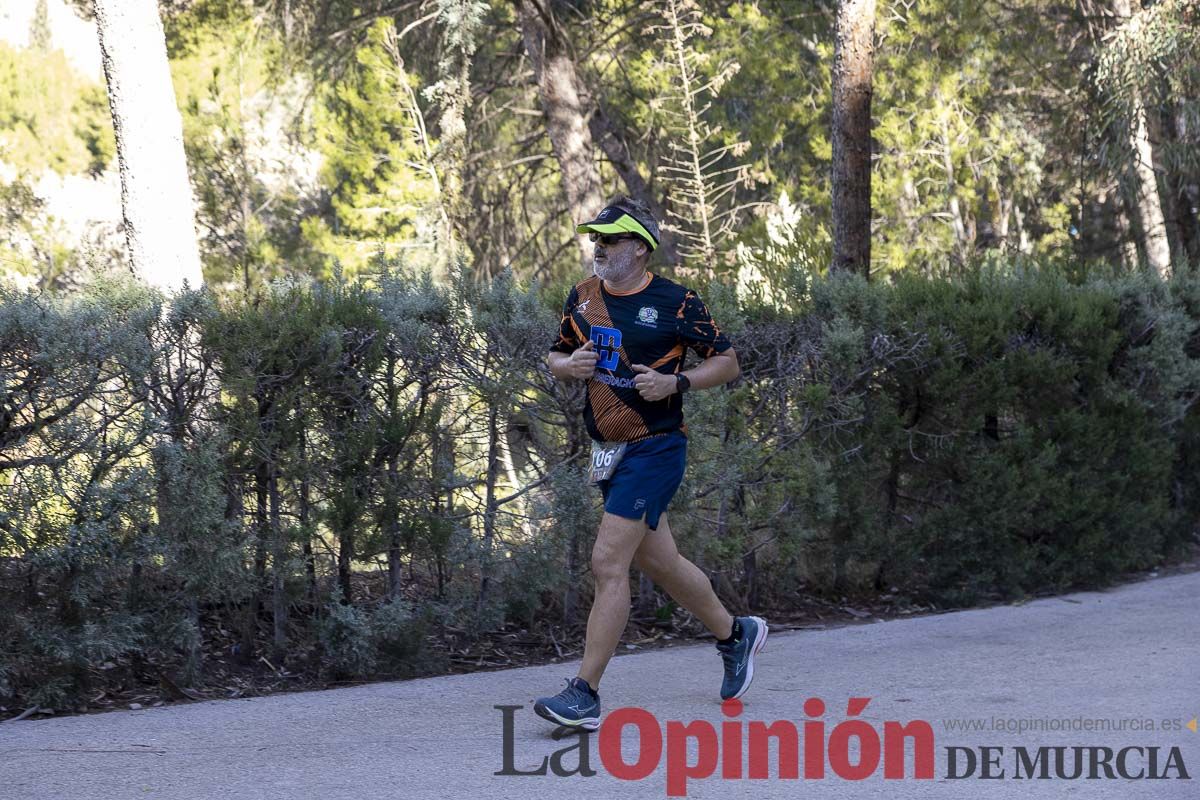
[592, 235, 646, 282]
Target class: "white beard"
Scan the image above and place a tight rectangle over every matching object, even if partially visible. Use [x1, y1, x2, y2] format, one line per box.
[594, 256, 640, 283]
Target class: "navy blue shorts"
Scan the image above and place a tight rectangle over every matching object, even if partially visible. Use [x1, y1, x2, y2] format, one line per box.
[597, 430, 687, 531]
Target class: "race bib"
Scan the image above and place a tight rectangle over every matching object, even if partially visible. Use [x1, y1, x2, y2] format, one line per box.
[589, 440, 627, 483]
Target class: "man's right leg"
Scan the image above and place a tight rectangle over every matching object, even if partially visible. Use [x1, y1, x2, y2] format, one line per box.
[576, 511, 651, 690]
[632, 513, 734, 640]
[534, 510, 645, 730]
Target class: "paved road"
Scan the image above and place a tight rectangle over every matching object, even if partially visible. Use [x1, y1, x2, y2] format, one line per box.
[2, 572, 1198, 799]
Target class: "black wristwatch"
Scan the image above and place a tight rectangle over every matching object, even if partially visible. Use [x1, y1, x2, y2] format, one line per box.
[675, 373, 691, 394]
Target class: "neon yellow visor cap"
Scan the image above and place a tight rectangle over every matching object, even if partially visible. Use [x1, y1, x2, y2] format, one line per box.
[575, 205, 659, 251]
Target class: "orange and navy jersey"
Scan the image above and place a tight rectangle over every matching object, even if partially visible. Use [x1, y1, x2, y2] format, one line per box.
[549, 272, 732, 443]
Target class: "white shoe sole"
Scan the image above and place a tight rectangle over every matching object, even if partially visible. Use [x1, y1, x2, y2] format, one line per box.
[727, 616, 769, 701]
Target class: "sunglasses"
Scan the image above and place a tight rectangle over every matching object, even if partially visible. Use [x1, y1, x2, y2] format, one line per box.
[589, 232, 640, 246]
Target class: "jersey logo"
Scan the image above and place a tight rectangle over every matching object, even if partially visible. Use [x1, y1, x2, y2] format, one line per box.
[591, 325, 622, 371]
[576, 299, 590, 314]
[636, 306, 658, 327]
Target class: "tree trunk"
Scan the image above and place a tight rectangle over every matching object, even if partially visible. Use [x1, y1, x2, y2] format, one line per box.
[517, 0, 604, 271]
[299, 428, 316, 609]
[93, 0, 204, 293]
[830, 0, 876, 277]
[1126, 99, 1173, 277]
[940, 114, 971, 263]
[1113, 192, 1142, 269]
[476, 405, 502, 622]
[240, 467, 268, 664]
[1159, 103, 1200, 263]
[385, 467, 405, 603]
[270, 468, 287, 657]
[1109, 0, 1171, 278]
[1181, 104, 1200, 264]
[499, 424, 535, 540]
[337, 516, 354, 606]
[976, 178, 1002, 442]
[431, 420, 452, 600]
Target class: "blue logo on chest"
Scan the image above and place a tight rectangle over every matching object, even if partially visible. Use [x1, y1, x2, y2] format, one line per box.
[590, 325, 621, 371]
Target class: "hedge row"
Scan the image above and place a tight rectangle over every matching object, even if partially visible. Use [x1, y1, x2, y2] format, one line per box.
[1, 259, 1197, 708]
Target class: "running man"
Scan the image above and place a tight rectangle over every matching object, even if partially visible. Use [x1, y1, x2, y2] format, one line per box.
[534, 195, 768, 731]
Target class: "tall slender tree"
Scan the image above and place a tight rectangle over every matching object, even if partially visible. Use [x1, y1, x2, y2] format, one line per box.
[1095, 0, 1184, 277]
[29, 0, 51, 50]
[653, 0, 750, 273]
[94, 0, 204, 293]
[517, 0, 605, 271]
[425, 0, 488, 274]
[830, 0, 876, 277]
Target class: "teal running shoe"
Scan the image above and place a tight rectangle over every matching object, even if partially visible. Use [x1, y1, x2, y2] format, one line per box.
[534, 677, 601, 731]
[716, 615, 768, 700]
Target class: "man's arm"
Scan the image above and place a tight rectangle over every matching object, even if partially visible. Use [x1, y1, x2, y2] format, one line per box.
[630, 346, 739, 401]
[546, 351, 575, 381]
[547, 340, 598, 381]
[681, 346, 739, 390]
[670, 288, 737, 392]
[547, 286, 594, 381]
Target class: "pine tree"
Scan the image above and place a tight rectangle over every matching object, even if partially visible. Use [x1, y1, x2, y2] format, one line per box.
[29, 0, 51, 51]
[424, 0, 489, 273]
[653, 0, 752, 274]
[312, 18, 442, 275]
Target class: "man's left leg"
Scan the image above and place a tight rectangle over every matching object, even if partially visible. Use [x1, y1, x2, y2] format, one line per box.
[632, 513, 734, 640]
[634, 511, 768, 701]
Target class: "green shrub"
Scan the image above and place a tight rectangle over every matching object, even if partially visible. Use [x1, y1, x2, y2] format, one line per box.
[369, 599, 428, 676]
[318, 603, 377, 680]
